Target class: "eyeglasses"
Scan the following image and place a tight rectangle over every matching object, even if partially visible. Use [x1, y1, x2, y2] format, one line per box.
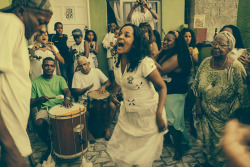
[211, 41, 229, 48]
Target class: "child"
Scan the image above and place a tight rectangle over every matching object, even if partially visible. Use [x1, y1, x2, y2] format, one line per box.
[84, 30, 99, 68]
[29, 31, 65, 80]
[70, 28, 95, 71]
[50, 22, 74, 88]
[102, 22, 117, 81]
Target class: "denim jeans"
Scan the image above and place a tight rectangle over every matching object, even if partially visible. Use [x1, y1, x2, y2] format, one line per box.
[59, 63, 74, 88]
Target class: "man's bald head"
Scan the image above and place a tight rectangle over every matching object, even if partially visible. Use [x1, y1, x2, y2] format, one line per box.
[77, 56, 90, 74]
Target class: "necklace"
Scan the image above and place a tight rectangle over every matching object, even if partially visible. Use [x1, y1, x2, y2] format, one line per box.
[211, 57, 228, 87]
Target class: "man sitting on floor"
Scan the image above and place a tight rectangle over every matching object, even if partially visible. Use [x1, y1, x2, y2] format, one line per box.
[30, 57, 72, 163]
[71, 56, 116, 141]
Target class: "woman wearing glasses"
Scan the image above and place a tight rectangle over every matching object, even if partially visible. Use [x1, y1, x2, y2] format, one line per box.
[192, 31, 249, 167]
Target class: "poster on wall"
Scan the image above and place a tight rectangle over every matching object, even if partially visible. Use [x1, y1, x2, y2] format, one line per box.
[194, 15, 205, 28]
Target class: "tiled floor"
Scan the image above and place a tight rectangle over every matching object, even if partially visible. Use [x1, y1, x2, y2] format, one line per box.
[27, 115, 206, 167]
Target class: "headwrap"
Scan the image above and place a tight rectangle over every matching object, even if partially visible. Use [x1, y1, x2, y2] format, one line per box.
[215, 31, 235, 51]
[1, 0, 52, 14]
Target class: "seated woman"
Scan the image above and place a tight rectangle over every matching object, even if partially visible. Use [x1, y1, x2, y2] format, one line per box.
[29, 31, 65, 80]
[192, 31, 249, 167]
[154, 30, 192, 160]
[139, 22, 159, 57]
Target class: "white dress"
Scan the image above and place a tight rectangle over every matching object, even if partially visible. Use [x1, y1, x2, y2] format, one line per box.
[107, 57, 167, 167]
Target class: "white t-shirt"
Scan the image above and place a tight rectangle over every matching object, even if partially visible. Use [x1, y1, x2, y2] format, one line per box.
[72, 68, 108, 100]
[131, 10, 157, 30]
[102, 32, 115, 58]
[0, 12, 32, 157]
[28, 45, 59, 80]
[71, 41, 95, 69]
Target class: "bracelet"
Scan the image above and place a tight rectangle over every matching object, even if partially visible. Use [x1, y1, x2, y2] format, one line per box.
[65, 97, 70, 101]
[111, 94, 116, 98]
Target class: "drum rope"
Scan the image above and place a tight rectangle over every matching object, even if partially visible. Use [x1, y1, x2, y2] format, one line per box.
[71, 114, 77, 154]
[79, 107, 83, 153]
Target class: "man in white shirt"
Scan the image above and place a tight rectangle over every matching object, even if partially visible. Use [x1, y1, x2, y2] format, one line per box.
[102, 22, 117, 82]
[0, 0, 52, 166]
[127, 0, 158, 30]
[72, 56, 116, 140]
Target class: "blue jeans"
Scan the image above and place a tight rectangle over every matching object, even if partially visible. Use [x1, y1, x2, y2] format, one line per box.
[59, 63, 74, 88]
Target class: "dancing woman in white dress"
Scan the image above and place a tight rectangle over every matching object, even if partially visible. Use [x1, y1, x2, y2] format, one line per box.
[107, 24, 168, 167]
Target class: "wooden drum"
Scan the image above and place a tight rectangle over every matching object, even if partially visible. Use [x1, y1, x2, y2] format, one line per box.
[49, 103, 88, 159]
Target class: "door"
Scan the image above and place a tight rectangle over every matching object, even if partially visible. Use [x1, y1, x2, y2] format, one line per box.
[48, 0, 90, 46]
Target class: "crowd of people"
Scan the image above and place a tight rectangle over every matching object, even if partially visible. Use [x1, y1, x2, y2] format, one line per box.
[0, 0, 250, 167]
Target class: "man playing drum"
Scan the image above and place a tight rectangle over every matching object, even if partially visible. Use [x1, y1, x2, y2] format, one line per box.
[30, 57, 73, 163]
[72, 56, 116, 141]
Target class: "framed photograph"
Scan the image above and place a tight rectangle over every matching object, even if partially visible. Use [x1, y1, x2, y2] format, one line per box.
[194, 15, 205, 28]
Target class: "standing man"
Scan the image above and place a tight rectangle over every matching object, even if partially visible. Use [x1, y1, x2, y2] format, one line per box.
[102, 22, 117, 83]
[0, 0, 52, 166]
[127, 0, 158, 30]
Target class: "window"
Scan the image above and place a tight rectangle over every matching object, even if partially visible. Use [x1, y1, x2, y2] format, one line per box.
[107, 0, 161, 32]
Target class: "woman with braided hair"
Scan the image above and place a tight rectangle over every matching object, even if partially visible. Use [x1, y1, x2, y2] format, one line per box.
[154, 30, 192, 160]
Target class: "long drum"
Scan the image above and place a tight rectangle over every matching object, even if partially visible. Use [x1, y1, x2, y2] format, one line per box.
[49, 103, 88, 159]
[87, 90, 110, 138]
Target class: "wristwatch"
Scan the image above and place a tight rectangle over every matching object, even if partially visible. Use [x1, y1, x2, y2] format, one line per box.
[148, 7, 152, 11]
[65, 97, 70, 101]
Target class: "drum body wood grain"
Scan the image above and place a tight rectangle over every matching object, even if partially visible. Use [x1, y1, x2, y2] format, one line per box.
[49, 103, 88, 159]
[87, 91, 110, 138]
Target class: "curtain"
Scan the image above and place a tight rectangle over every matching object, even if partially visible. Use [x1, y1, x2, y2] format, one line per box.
[109, 1, 158, 29]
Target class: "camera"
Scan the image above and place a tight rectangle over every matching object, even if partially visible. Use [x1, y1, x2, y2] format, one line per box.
[40, 43, 47, 48]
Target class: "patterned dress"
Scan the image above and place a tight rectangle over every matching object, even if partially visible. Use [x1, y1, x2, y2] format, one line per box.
[107, 57, 167, 167]
[191, 57, 249, 166]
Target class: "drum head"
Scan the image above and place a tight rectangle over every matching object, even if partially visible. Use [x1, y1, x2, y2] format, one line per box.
[88, 90, 109, 100]
[49, 103, 86, 116]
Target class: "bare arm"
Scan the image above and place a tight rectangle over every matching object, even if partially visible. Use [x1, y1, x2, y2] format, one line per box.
[154, 54, 179, 74]
[150, 42, 159, 58]
[30, 96, 49, 108]
[144, 0, 158, 19]
[84, 41, 90, 58]
[147, 69, 167, 132]
[47, 42, 65, 64]
[62, 88, 73, 108]
[148, 8, 158, 20]
[71, 84, 94, 96]
[0, 113, 25, 167]
[111, 81, 121, 107]
[94, 42, 99, 54]
[195, 97, 203, 118]
[127, 1, 139, 22]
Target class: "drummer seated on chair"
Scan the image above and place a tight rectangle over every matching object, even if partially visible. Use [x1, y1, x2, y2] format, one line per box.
[71, 56, 116, 141]
[30, 57, 73, 163]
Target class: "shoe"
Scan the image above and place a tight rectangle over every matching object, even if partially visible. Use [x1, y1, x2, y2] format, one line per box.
[194, 163, 214, 167]
[105, 129, 112, 141]
[39, 147, 51, 164]
[173, 150, 182, 161]
[88, 132, 96, 144]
